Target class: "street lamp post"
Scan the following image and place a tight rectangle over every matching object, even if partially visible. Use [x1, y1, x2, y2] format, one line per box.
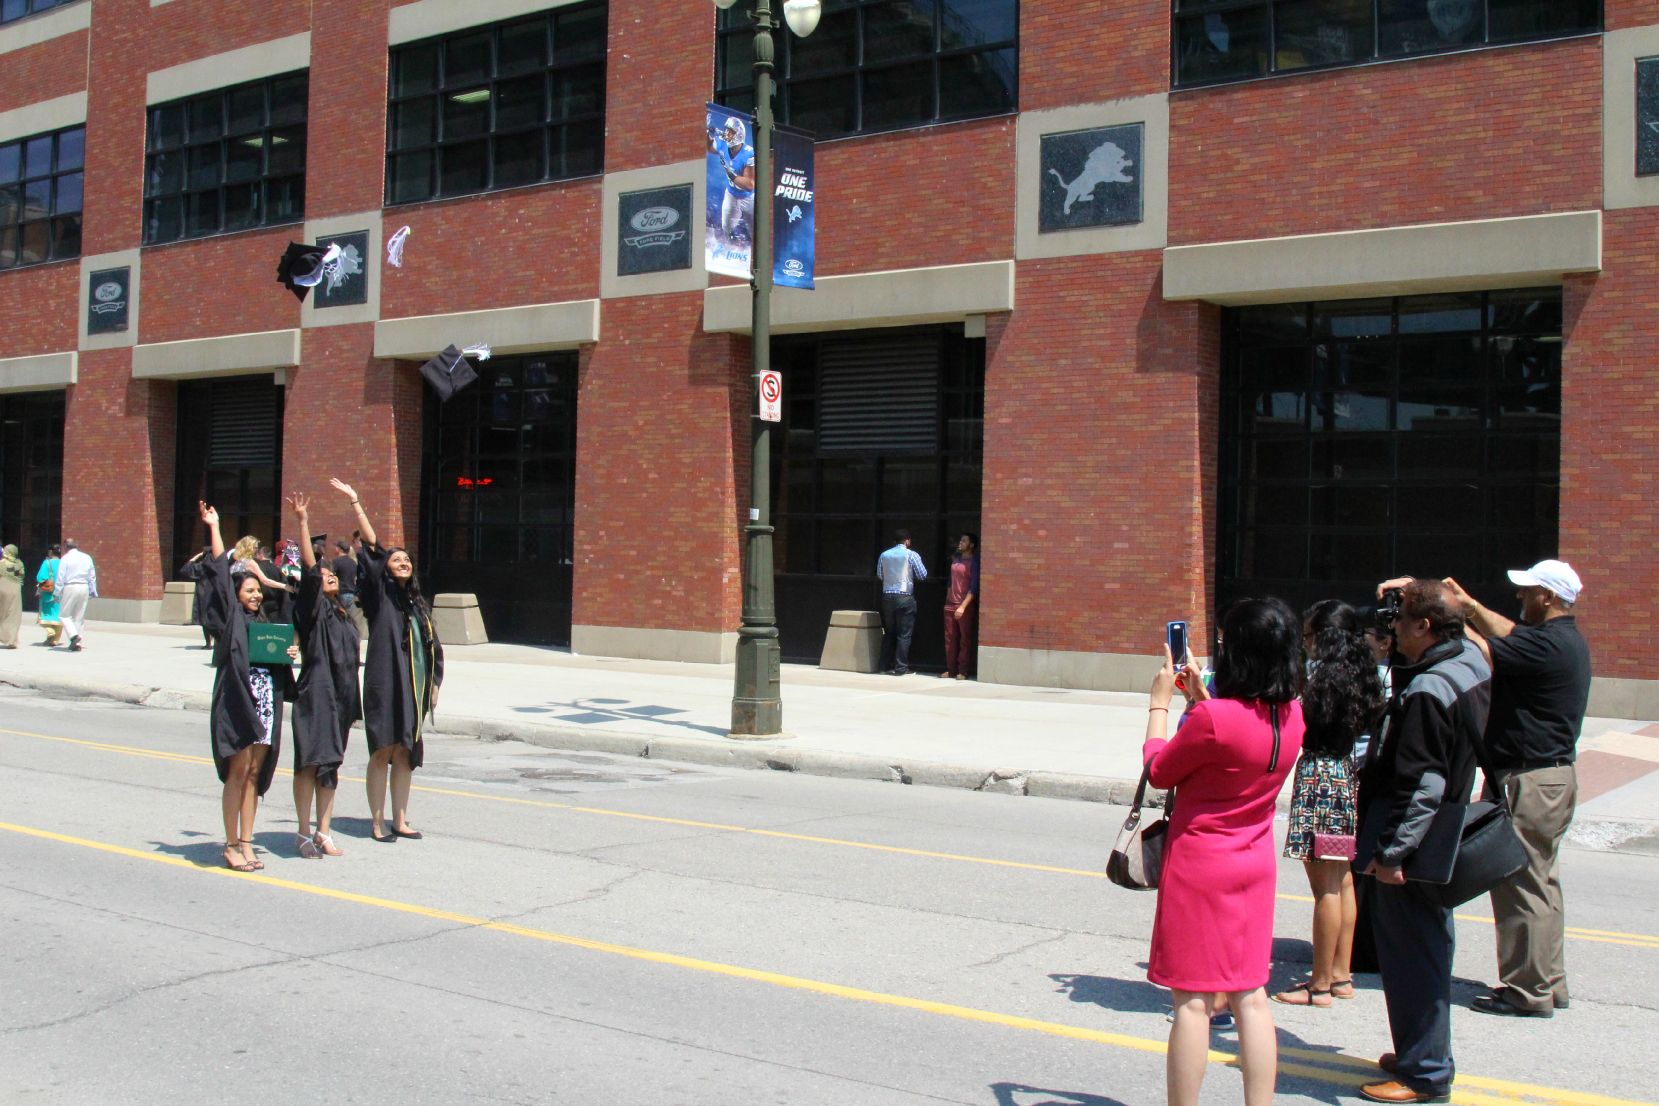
[717, 0, 819, 737]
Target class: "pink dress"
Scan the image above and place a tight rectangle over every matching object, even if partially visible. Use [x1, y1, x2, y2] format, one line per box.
[1143, 698, 1304, 992]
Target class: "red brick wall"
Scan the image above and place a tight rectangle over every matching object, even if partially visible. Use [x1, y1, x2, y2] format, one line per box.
[606, 0, 713, 173]
[1022, 0, 1168, 109]
[982, 252, 1216, 657]
[306, 1, 392, 220]
[0, 30, 86, 112]
[81, 0, 148, 256]
[1168, 37, 1603, 244]
[138, 228, 300, 343]
[572, 293, 744, 633]
[1560, 211, 1659, 680]
[144, 0, 312, 69]
[0, 263, 77, 357]
[1608, 2, 1659, 31]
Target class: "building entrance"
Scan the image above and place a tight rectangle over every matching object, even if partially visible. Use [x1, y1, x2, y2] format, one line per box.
[421, 352, 578, 645]
[770, 325, 983, 668]
[172, 376, 283, 576]
[0, 390, 65, 610]
[1218, 288, 1562, 620]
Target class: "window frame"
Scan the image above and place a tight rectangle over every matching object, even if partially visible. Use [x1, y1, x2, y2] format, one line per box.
[0, 123, 84, 271]
[142, 72, 310, 247]
[714, 0, 1019, 141]
[0, 0, 79, 26]
[384, 3, 609, 208]
[1171, 0, 1602, 91]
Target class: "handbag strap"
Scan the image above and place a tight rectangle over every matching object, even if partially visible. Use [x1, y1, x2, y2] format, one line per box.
[1267, 703, 1282, 774]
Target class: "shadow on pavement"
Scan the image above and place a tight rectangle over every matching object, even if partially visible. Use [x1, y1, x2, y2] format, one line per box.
[1048, 972, 1168, 1016]
[150, 838, 232, 867]
[509, 696, 730, 738]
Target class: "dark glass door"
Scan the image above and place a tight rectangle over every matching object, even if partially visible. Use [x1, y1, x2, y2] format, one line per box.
[421, 352, 578, 645]
[0, 390, 65, 610]
[172, 376, 283, 574]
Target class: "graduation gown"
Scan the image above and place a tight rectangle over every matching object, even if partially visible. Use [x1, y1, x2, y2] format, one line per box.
[178, 559, 222, 640]
[358, 542, 443, 768]
[291, 569, 362, 789]
[206, 552, 295, 797]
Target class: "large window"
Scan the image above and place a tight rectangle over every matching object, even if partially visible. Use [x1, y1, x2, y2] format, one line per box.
[0, 390, 64, 611]
[172, 377, 284, 574]
[1217, 289, 1562, 618]
[715, 0, 1017, 139]
[0, 125, 83, 270]
[386, 4, 607, 206]
[0, 0, 77, 25]
[143, 73, 308, 245]
[1174, 1, 1601, 88]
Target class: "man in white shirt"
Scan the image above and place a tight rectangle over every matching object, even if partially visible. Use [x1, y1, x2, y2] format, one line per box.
[875, 529, 928, 676]
[53, 539, 97, 652]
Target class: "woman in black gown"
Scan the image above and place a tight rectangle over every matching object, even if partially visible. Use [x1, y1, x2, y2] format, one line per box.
[329, 477, 443, 842]
[287, 493, 362, 858]
[201, 501, 298, 872]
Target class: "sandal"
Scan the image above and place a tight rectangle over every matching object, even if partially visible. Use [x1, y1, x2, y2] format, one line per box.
[312, 832, 343, 857]
[239, 840, 265, 870]
[297, 834, 322, 859]
[222, 845, 257, 873]
[391, 827, 423, 840]
[1331, 978, 1357, 999]
[1272, 982, 1333, 1007]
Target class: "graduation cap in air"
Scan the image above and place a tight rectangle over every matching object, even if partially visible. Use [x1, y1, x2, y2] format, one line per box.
[276, 241, 343, 302]
[418, 343, 492, 402]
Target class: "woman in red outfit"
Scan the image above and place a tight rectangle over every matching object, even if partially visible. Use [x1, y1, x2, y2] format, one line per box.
[1144, 597, 1305, 1106]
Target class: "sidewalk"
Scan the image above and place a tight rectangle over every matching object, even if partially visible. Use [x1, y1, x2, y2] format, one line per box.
[4, 621, 1659, 848]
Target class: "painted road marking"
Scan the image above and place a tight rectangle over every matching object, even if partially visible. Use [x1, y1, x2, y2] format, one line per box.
[5, 724, 1658, 952]
[0, 818, 1649, 1106]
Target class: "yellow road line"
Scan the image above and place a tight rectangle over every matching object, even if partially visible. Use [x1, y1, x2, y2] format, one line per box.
[0, 818, 1647, 1106]
[8, 724, 1659, 952]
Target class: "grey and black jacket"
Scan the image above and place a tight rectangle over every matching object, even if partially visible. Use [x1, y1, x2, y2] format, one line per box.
[1358, 636, 1491, 866]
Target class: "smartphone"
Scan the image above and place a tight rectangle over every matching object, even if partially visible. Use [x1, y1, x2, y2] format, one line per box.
[1166, 620, 1189, 667]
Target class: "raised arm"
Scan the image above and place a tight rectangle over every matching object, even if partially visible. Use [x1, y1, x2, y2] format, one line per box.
[330, 477, 376, 548]
[200, 501, 225, 558]
[287, 493, 316, 568]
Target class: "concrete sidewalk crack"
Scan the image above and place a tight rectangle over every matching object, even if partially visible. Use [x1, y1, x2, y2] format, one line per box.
[964, 928, 1071, 970]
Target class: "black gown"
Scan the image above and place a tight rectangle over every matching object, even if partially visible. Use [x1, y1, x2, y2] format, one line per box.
[358, 542, 443, 769]
[206, 553, 295, 798]
[178, 559, 222, 642]
[291, 568, 362, 790]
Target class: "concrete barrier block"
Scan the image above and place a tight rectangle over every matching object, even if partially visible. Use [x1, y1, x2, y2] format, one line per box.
[431, 592, 488, 645]
[821, 609, 882, 673]
[159, 581, 196, 625]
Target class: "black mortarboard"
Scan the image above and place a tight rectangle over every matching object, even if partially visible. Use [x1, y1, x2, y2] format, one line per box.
[276, 241, 341, 302]
[419, 345, 480, 402]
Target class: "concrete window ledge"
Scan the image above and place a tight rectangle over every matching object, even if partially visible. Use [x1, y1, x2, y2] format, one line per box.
[131, 330, 301, 380]
[703, 260, 1015, 335]
[0, 351, 76, 394]
[374, 300, 601, 359]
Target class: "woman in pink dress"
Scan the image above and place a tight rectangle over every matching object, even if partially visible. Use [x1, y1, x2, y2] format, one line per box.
[1144, 597, 1305, 1106]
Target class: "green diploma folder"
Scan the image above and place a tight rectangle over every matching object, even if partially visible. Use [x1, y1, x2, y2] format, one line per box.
[246, 623, 295, 666]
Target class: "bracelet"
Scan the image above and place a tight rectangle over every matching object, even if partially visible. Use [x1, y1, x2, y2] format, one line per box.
[1148, 706, 1169, 714]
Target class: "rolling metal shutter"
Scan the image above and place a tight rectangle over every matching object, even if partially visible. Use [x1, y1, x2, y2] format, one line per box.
[817, 331, 939, 454]
[206, 378, 278, 468]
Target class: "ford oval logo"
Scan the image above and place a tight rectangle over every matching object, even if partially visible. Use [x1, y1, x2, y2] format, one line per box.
[630, 206, 680, 232]
[94, 281, 123, 302]
[782, 259, 806, 277]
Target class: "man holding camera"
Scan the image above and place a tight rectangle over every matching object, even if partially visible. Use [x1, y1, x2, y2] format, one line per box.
[1442, 559, 1591, 1019]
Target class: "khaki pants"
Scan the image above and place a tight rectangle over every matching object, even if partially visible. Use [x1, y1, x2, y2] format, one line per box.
[1484, 764, 1577, 1011]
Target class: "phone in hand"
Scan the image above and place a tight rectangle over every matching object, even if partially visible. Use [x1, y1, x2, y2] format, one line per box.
[1166, 620, 1189, 669]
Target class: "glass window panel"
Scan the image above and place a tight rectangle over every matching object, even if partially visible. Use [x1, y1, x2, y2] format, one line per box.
[227, 85, 264, 136]
[1398, 335, 1481, 384]
[1487, 0, 1599, 42]
[494, 129, 543, 188]
[222, 182, 259, 230]
[1493, 384, 1561, 429]
[720, 30, 755, 89]
[268, 74, 308, 126]
[1274, 0, 1372, 71]
[1309, 531, 1393, 584]
[787, 74, 859, 135]
[865, 2, 935, 63]
[1378, 0, 1480, 56]
[1314, 390, 1390, 432]
[1242, 388, 1307, 433]
[0, 183, 16, 224]
[559, 121, 603, 176]
[1240, 528, 1307, 576]
[495, 75, 545, 130]
[23, 135, 52, 177]
[145, 196, 183, 242]
[1397, 384, 1481, 431]
[1312, 436, 1392, 479]
[1311, 484, 1391, 528]
[1242, 483, 1309, 526]
[1175, 9, 1269, 85]
[1398, 292, 1482, 334]
[0, 143, 17, 181]
[444, 91, 490, 141]
[1314, 297, 1392, 338]
[18, 218, 48, 264]
[186, 144, 220, 190]
[554, 4, 607, 62]
[521, 527, 569, 564]
[520, 493, 569, 524]
[53, 171, 81, 214]
[939, 49, 1016, 119]
[1241, 437, 1307, 481]
[788, 8, 856, 76]
[149, 104, 185, 150]
[554, 65, 605, 119]
[225, 137, 261, 183]
[55, 128, 83, 171]
[446, 31, 492, 87]
[266, 128, 305, 174]
[1240, 344, 1308, 388]
[1491, 334, 1560, 384]
[1488, 289, 1562, 333]
[1489, 487, 1558, 533]
[881, 459, 939, 513]
[0, 224, 16, 267]
[185, 191, 219, 236]
[1489, 434, 1559, 482]
[393, 44, 439, 97]
[1397, 484, 1480, 529]
[391, 99, 435, 150]
[1314, 341, 1392, 387]
[782, 517, 815, 574]
[21, 177, 49, 217]
[265, 175, 303, 221]
[499, 18, 548, 74]
[862, 63, 934, 130]
[819, 459, 876, 513]
[942, 0, 1016, 46]
[817, 518, 876, 576]
[1237, 303, 1310, 342]
[187, 95, 223, 142]
[1, 0, 24, 21]
[1393, 434, 1479, 477]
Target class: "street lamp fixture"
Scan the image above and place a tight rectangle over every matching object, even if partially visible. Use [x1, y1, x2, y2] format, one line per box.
[717, 0, 817, 737]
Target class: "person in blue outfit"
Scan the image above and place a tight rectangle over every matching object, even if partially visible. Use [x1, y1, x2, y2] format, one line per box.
[708, 115, 755, 246]
[876, 529, 927, 676]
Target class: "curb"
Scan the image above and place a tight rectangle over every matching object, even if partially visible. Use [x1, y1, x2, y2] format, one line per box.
[3, 672, 1153, 807]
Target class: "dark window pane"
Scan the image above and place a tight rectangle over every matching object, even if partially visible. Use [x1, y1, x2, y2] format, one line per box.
[865, 2, 935, 63]
[225, 137, 262, 183]
[783, 517, 815, 573]
[789, 7, 857, 75]
[1, 0, 24, 21]
[499, 18, 548, 74]
[146, 196, 183, 242]
[1314, 297, 1392, 338]
[1311, 484, 1391, 528]
[185, 191, 218, 236]
[187, 94, 223, 142]
[227, 85, 264, 135]
[939, 49, 1016, 119]
[266, 128, 305, 174]
[446, 31, 492, 87]
[1490, 434, 1559, 482]
[1175, 9, 1268, 85]
[1238, 303, 1309, 341]
[265, 175, 303, 221]
[554, 4, 607, 62]
[222, 182, 259, 230]
[1398, 292, 1481, 334]
[1242, 388, 1308, 433]
[1241, 437, 1307, 481]
[1397, 383, 1481, 431]
[51, 212, 80, 258]
[444, 91, 490, 141]
[186, 144, 220, 190]
[554, 65, 604, 119]
[1378, 0, 1480, 55]
[818, 518, 876, 575]
[1310, 531, 1392, 584]
[18, 218, 48, 263]
[1240, 529, 1307, 576]
[882, 459, 939, 513]
[0, 143, 17, 181]
[493, 129, 542, 188]
[0, 224, 17, 267]
[1394, 434, 1479, 477]
[53, 171, 81, 214]
[440, 139, 489, 195]
[1274, 0, 1372, 71]
[269, 74, 308, 126]
[1314, 341, 1392, 387]
[1488, 289, 1561, 333]
[0, 183, 16, 224]
[149, 105, 184, 150]
[391, 99, 435, 150]
[942, 0, 1016, 46]
[495, 75, 545, 130]
[1313, 436, 1392, 479]
[1243, 483, 1310, 526]
[55, 128, 83, 171]
[1491, 335, 1560, 386]
[720, 30, 755, 89]
[388, 150, 433, 203]
[1493, 384, 1561, 429]
[1487, 0, 1599, 42]
[21, 177, 49, 217]
[863, 64, 934, 130]
[1240, 344, 1308, 388]
[23, 135, 51, 177]
[393, 44, 438, 97]
[820, 460, 876, 512]
[1398, 335, 1481, 386]
[559, 122, 602, 176]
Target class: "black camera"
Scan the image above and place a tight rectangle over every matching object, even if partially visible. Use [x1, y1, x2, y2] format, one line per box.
[1376, 587, 1403, 633]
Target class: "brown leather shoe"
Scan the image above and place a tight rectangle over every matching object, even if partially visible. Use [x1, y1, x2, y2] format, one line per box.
[1379, 1053, 1398, 1074]
[1360, 1080, 1450, 1103]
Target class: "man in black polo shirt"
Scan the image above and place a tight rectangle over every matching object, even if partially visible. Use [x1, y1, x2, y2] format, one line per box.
[1444, 559, 1592, 1019]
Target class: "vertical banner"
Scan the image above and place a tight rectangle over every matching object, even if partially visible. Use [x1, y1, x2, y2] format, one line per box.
[705, 103, 756, 279]
[771, 126, 815, 290]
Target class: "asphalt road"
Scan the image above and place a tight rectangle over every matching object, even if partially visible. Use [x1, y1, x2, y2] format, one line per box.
[2, 687, 1656, 1106]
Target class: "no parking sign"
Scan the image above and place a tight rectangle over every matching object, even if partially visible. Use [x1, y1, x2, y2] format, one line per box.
[759, 369, 782, 423]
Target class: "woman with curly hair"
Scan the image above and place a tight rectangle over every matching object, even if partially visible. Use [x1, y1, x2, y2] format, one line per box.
[1273, 599, 1385, 1007]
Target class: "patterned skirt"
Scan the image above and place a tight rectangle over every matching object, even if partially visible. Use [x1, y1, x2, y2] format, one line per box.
[1282, 752, 1358, 861]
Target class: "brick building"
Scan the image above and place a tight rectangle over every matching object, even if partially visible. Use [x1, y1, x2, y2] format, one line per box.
[0, 0, 1652, 714]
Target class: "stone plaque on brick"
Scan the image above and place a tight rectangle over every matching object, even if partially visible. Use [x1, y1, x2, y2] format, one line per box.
[87, 267, 130, 334]
[1639, 57, 1659, 177]
[1039, 123, 1143, 233]
[618, 184, 693, 276]
[313, 230, 369, 308]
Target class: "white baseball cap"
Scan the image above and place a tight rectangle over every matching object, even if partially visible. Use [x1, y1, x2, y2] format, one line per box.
[1507, 559, 1582, 603]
